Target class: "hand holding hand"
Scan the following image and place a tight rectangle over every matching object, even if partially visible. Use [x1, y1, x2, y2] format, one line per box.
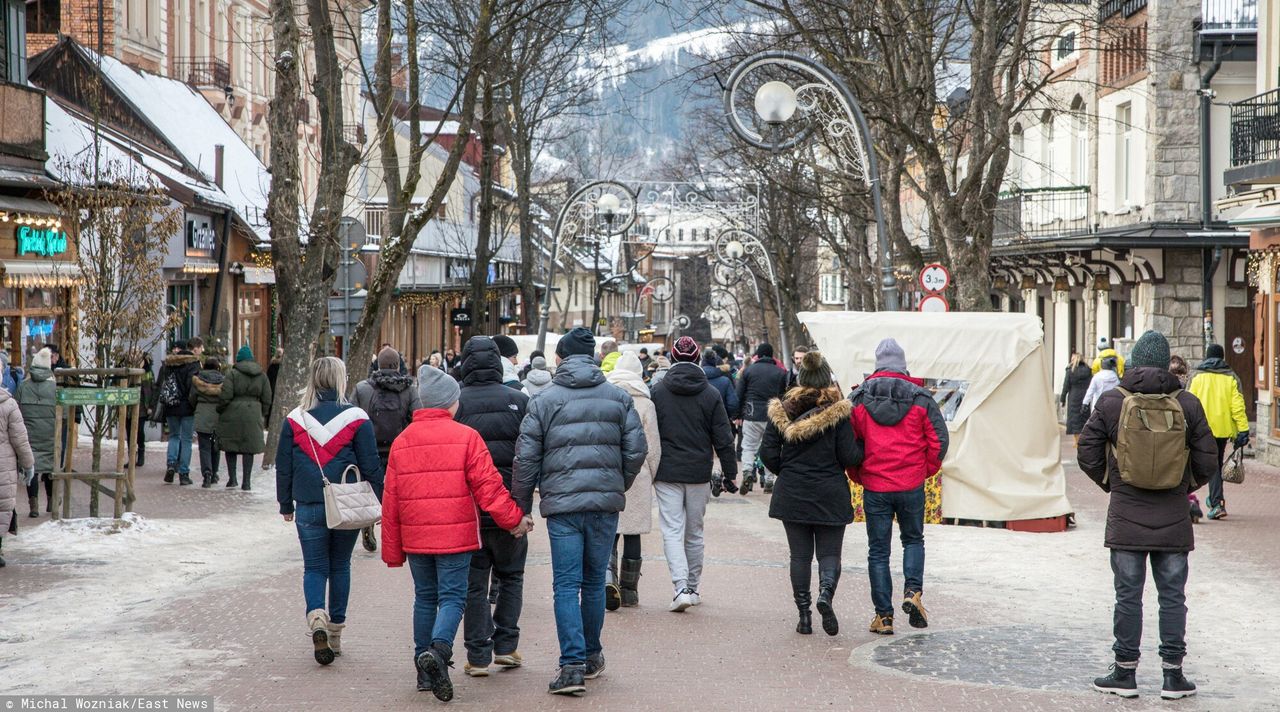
[282, 513, 294, 522]
[510, 516, 534, 538]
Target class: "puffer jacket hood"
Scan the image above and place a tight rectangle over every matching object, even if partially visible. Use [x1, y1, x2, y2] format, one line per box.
[233, 360, 262, 377]
[855, 371, 924, 426]
[849, 371, 949, 493]
[1120, 366, 1181, 395]
[1195, 357, 1232, 374]
[460, 336, 504, 386]
[552, 355, 607, 389]
[164, 352, 199, 369]
[767, 395, 853, 443]
[524, 368, 552, 387]
[369, 369, 414, 392]
[193, 369, 224, 394]
[29, 365, 53, 383]
[664, 362, 708, 396]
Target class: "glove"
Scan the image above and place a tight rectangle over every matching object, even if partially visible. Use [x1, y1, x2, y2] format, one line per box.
[1234, 432, 1250, 449]
[21, 466, 35, 486]
[721, 476, 738, 495]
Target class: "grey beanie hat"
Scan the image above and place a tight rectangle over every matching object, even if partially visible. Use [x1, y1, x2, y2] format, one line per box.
[530, 355, 548, 371]
[874, 338, 908, 373]
[417, 364, 460, 409]
[1128, 330, 1171, 369]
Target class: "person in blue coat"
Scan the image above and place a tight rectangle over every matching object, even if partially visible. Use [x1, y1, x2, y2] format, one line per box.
[702, 351, 739, 419]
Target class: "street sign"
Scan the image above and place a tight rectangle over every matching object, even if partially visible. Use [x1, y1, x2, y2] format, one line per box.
[919, 263, 950, 293]
[919, 294, 949, 313]
[672, 314, 691, 330]
[327, 294, 367, 337]
[57, 387, 140, 406]
[337, 216, 367, 250]
[336, 257, 367, 293]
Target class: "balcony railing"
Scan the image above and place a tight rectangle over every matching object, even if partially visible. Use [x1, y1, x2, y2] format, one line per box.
[993, 186, 1092, 244]
[172, 57, 231, 90]
[1099, 0, 1147, 21]
[1230, 88, 1280, 167]
[1201, 0, 1257, 31]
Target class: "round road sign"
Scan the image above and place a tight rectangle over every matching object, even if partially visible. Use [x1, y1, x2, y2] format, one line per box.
[919, 294, 949, 313]
[919, 263, 950, 293]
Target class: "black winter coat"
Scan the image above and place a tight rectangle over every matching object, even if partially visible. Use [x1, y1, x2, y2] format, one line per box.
[154, 352, 201, 419]
[1077, 367, 1217, 552]
[456, 337, 529, 529]
[736, 358, 789, 421]
[1060, 362, 1092, 434]
[651, 362, 737, 484]
[760, 391, 862, 525]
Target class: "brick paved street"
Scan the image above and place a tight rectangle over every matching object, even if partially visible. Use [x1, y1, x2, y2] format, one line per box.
[3, 437, 1279, 711]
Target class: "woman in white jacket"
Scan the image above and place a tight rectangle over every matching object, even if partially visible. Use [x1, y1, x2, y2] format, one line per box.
[1081, 356, 1121, 421]
[604, 352, 661, 610]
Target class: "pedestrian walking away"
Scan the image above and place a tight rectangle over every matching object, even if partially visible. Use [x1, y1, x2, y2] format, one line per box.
[652, 337, 737, 613]
[736, 343, 789, 493]
[154, 342, 201, 485]
[848, 338, 948, 636]
[0, 381, 36, 567]
[598, 339, 620, 374]
[605, 352, 663, 611]
[760, 350, 861, 636]
[452, 336, 531, 677]
[1187, 343, 1249, 521]
[521, 355, 553, 397]
[1081, 356, 1121, 421]
[1093, 335, 1126, 377]
[275, 357, 384, 668]
[1077, 330, 1217, 700]
[217, 346, 272, 491]
[16, 348, 55, 517]
[189, 357, 224, 488]
[702, 351, 739, 420]
[513, 326, 647, 696]
[352, 346, 420, 552]
[492, 335, 523, 390]
[137, 352, 155, 467]
[1060, 350, 1092, 444]
[382, 361, 530, 702]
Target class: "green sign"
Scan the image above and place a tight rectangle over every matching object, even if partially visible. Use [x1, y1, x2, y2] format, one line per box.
[56, 387, 140, 406]
[17, 226, 68, 257]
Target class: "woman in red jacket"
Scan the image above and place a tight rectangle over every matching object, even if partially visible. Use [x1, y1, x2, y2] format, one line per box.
[381, 365, 532, 702]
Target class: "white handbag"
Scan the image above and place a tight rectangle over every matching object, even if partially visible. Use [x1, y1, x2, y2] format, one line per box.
[303, 413, 382, 530]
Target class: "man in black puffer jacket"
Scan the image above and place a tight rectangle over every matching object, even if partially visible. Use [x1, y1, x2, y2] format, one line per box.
[651, 337, 737, 612]
[513, 327, 646, 695]
[454, 336, 530, 675]
[735, 343, 789, 493]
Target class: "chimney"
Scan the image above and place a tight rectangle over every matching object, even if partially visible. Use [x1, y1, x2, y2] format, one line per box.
[214, 144, 225, 189]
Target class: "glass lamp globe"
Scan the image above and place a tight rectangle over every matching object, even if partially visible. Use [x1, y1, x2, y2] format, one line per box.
[754, 81, 798, 125]
[725, 239, 745, 260]
[596, 192, 621, 218]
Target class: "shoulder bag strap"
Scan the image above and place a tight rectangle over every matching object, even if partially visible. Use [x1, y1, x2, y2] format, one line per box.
[301, 411, 330, 489]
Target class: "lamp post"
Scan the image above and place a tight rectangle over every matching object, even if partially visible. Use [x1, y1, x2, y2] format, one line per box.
[723, 51, 899, 311]
[536, 181, 636, 354]
[714, 228, 789, 360]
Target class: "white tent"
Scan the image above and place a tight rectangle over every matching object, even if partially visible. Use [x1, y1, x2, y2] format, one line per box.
[798, 311, 1072, 522]
[508, 334, 561, 362]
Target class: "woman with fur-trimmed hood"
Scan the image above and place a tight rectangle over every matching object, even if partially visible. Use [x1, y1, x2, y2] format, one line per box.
[759, 350, 862, 638]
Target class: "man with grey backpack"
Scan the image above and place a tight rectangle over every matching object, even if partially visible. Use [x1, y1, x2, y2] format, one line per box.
[1077, 330, 1217, 701]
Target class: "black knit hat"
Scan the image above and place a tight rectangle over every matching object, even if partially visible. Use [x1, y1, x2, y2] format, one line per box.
[1205, 343, 1225, 360]
[797, 350, 834, 389]
[493, 334, 519, 359]
[556, 327, 595, 358]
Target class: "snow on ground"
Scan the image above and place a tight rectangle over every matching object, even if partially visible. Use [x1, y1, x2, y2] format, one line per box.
[0, 468, 293, 694]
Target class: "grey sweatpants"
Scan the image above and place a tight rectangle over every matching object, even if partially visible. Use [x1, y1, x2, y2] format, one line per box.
[655, 481, 712, 593]
[740, 420, 773, 478]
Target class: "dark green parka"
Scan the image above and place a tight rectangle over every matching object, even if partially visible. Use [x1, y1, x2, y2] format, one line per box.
[216, 361, 272, 454]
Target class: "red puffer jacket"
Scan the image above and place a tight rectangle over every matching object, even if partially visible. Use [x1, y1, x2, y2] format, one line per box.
[381, 409, 525, 565]
[848, 371, 949, 493]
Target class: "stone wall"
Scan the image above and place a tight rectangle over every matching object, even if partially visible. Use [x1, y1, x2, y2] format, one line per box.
[1147, 249, 1205, 356]
[1145, 0, 1203, 223]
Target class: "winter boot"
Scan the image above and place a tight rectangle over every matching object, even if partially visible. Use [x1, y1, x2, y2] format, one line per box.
[794, 591, 813, 635]
[415, 641, 454, 702]
[201, 470, 213, 488]
[605, 551, 622, 611]
[762, 467, 774, 494]
[241, 470, 251, 491]
[1161, 666, 1197, 699]
[307, 609, 335, 666]
[1092, 662, 1138, 698]
[815, 585, 839, 636]
[869, 613, 894, 635]
[178, 472, 193, 486]
[226, 474, 238, 488]
[164, 468, 175, 484]
[327, 621, 344, 656]
[740, 464, 757, 495]
[28, 495, 38, 518]
[620, 557, 642, 607]
[902, 591, 929, 629]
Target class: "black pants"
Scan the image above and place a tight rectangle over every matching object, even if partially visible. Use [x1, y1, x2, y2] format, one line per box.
[463, 529, 529, 666]
[197, 432, 220, 477]
[613, 533, 641, 559]
[225, 452, 253, 487]
[26, 472, 52, 501]
[1111, 549, 1188, 664]
[136, 422, 147, 464]
[783, 522, 845, 593]
[1209, 437, 1228, 509]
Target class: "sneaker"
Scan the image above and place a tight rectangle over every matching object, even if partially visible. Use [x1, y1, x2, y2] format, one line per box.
[1093, 663, 1138, 698]
[493, 651, 523, 669]
[178, 473, 193, 486]
[464, 662, 490, 677]
[548, 665, 586, 696]
[1161, 667, 1197, 699]
[585, 653, 606, 680]
[690, 590, 701, 606]
[902, 591, 929, 629]
[869, 614, 894, 635]
[415, 646, 454, 702]
[1207, 504, 1227, 520]
[670, 588, 696, 612]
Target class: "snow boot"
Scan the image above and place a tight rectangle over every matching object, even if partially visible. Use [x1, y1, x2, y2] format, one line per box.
[201, 470, 213, 488]
[902, 591, 929, 629]
[605, 551, 622, 611]
[1093, 662, 1138, 698]
[816, 585, 839, 636]
[415, 641, 454, 701]
[620, 557, 642, 607]
[226, 474, 238, 488]
[241, 470, 251, 491]
[164, 468, 175, 484]
[28, 495, 38, 518]
[178, 472, 193, 486]
[1161, 666, 1197, 699]
[794, 590, 813, 635]
[327, 621, 344, 656]
[869, 613, 894, 635]
[740, 464, 757, 495]
[307, 609, 335, 666]
[361, 525, 377, 552]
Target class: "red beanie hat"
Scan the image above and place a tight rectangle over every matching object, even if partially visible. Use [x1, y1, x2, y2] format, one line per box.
[671, 336, 701, 363]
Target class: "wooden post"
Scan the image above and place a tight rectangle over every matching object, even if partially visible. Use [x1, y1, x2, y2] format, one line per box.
[114, 381, 127, 520]
[64, 403, 77, 520]
[51, 404, 63, 522]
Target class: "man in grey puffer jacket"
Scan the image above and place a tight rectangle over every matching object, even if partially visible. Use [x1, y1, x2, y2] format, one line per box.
[513, 327, 646, 695]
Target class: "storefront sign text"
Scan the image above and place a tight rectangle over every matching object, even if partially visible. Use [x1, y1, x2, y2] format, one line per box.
[17, 226, 68, 257]
[186, 216, 216, 257]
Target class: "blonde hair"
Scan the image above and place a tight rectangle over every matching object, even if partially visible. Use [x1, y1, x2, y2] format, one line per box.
[300, 356, 349, 411]
[1069, 351, 1083, 369]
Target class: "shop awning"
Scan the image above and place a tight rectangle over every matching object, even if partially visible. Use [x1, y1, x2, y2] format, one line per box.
[242, 266, 275, 284]
[182, 260, 220, 275]
[0, 195, 59, 216]
[1, 260, 82, 287]
[1229, 200, 1280, 228]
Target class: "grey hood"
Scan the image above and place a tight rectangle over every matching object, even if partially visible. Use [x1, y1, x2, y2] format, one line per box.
[552, 355, 607, 389]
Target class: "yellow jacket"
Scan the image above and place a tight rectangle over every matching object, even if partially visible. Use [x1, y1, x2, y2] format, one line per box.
[600, 351, 620, 373]
[1091, 349, 1125, 377]
[1188, 369, 1248, 438]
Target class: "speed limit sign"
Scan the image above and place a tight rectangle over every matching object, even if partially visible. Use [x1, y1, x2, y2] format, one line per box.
[919, 294, 949, 313]
[919, 263, 950, 293]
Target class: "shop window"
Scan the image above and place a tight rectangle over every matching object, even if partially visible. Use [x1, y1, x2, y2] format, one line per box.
[23, 288, 61, 310]
[25, 0, 57, 34]
[1110, 298, 1134, 341]
[168, 284, 195, 345]
[0, 288, 16, 311]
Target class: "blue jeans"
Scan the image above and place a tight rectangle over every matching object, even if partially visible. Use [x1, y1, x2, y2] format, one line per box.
[408, 552, 473, 658]
[295, 502, 360, 623]
[165, 415, 195, 474]
[1111, 549, 1189, 664]
[864, 486, 926, 616]
[546, 511, 618, 667]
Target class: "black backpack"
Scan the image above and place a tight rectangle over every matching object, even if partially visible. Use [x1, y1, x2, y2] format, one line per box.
[158, 370, 183, 407]
[369, 386, 409, 446]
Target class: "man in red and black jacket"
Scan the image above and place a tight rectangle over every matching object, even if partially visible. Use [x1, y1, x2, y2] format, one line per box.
[848, 338, 948, 636]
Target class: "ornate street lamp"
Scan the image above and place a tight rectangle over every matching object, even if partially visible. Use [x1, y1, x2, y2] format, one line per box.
[714, 228, 789, 360]
[723, 51, 899, 311]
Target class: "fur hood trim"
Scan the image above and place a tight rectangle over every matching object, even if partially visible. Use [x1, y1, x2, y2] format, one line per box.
[192, 373, 223, 395]
[767, 397, 852, 443]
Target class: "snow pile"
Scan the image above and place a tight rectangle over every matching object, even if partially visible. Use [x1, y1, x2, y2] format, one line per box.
[44, 100, 158, 189]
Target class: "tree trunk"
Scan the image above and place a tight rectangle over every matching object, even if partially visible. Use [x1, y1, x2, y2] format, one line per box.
[516, 160, 538, 335]
[466, 77, 498, 341]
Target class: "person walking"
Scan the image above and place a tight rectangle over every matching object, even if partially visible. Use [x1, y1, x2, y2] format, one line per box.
[598, 339, 620, 374]
[1168, 355, 1190, 387]
[451, 337, 531, 678]
[513, 326, 646, 696]
[521, 355, 553, 397]
[702, 351, 739, 420]
[651, 337, 736, 612]
[1082, 356, 1121, 419]
[604, 352, 662, 611]
[0, 379, 35, 565]
[190, 357, 224, 488]
[786, 345, 809, 389]
[154, 341, 201, 485]
[1077, 330, 1216, 700]
[760, 350, 861, 636]
[849, 339, 948, 636]
[382, 363, 530, 701]
[647, 355, 670, 385]
[1060, 351, 1093, 444]
[1187, 343, 1249, 521]
[492, 335, 523, 390]
[16, 348, 55, 516]
[137, 353, 155, 467]
[735, 343, 789, 494]
[276, 356, 384, 667]
[352, 346, 420, 551]
[1093, 335, 1126, 377]
[217, 346, 272, 491]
